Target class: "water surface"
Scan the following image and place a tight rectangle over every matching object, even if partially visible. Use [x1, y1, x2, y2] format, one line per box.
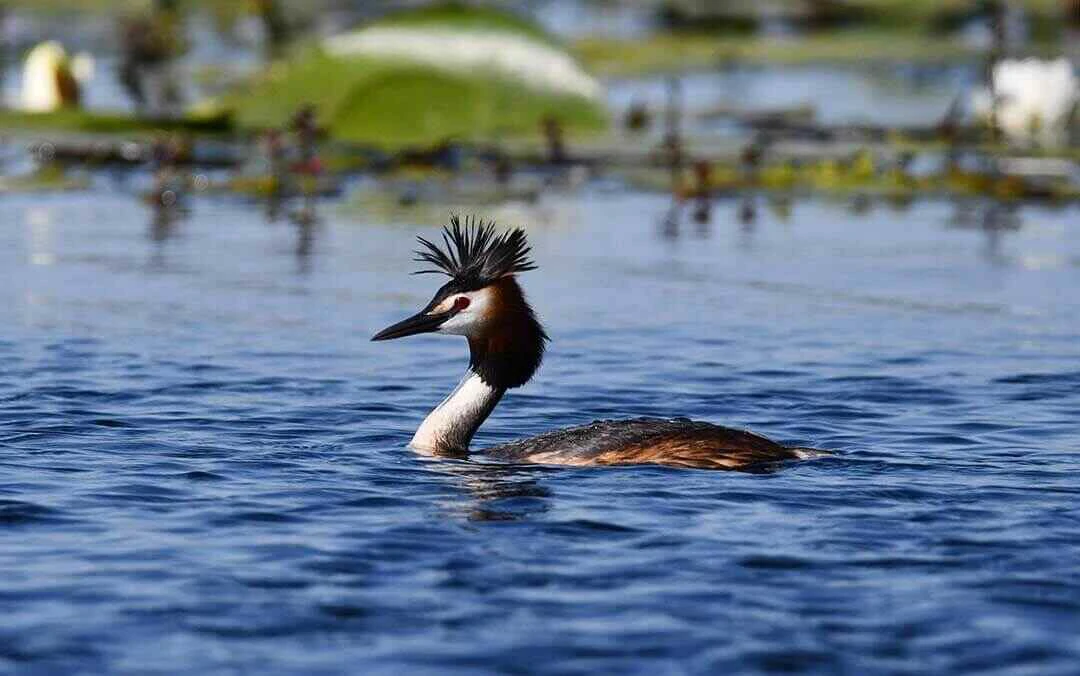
[607, 63, 976, 131]
[1, 188, 1079, 674]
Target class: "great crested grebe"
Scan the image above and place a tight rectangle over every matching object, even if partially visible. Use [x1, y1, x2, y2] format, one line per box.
[372, 217, 823, 470]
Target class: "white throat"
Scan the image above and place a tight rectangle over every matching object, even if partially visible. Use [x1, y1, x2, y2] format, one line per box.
[410, 372, 504, 455]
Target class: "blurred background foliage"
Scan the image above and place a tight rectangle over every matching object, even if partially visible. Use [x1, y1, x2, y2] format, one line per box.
[2, 1, 1075, 142]
[1, 0, 1076, 200]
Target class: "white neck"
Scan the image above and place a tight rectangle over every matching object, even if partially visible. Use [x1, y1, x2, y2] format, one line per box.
[410, 372, 505, 455]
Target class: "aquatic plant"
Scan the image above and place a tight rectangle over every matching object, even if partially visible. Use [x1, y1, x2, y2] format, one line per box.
[325, 26, 599, 101]
[226, 4, 607, 147]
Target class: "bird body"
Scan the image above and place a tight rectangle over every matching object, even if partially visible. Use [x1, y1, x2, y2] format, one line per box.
[488, 418, 817, 470]
[373, 217, 823, 471]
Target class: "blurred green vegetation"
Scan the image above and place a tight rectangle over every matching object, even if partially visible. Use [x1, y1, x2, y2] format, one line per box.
[5, 0, 1065, 22]
[624, 152, 1080, 202]
[222, 4, 606, 146]
[2, 1, 1071, 143]
[574, 31, 974, 75]
[2, 3, 606, 146]
[575, 0, 1070, 75]
[575, 26, 1065, 76]
[0, 108, 231, 135]
[227, 51, 605, 146]
[852, 0, 1062, 24]
[2, 0, 294, 14]
[0, 162, 90, 192]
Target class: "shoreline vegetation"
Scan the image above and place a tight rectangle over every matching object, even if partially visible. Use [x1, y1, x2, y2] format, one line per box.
[2, 2, 1073, 140]
[3, 125, 1077, 202]
[224, 5, 606, 145]
[5, 0, 1065, 21]
[221, 50, 607, 146]
[2, 4, 608, 146]
[1, 2, 1075, 202]
[574, 28, 1065, 77]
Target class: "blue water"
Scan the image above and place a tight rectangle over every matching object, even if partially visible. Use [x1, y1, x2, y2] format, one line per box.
[2, 189, 1079, 674]
[607, 63, 975, 130]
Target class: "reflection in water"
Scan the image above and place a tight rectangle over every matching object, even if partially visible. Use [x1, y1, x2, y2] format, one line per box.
[265, 190, 285, 223]
[692, 198, 712, 237]
[145, 134, 191, 271]
[947, 199, 1021, 266]
[289, 196, 320, 275]
[25, 207, 56, 267]
[664, 195, 773, 244]
[541, 163, 591, 195]
[434, 460, 551, 522]
[659, 200, 682, 240]
[850, 193, 872, 216]
[397, 182, 421, 207]
[767, 194, 794, 223]
[148, 204, 180, 243]
[885, 193, 915, 213]
[738, 195, 758, 226]
[690, 159, 712, 233]
[737, 195, 758, 251]
[146, 197, 186, 270]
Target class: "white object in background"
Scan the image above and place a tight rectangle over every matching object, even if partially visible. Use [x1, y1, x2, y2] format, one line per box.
[972, 57, 1078, 147]
[71, 52, 96, 84]
[20, 40, 81, 112]
[325, 27, 601, 100]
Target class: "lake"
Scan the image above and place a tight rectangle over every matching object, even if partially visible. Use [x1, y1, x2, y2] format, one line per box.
[1, 184, 1079, 674]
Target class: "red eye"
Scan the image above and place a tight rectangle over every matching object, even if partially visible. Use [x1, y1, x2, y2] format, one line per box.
[453, 296, 471, 312]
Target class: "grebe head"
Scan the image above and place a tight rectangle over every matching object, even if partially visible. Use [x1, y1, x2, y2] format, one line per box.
[372, 216, 547, 389]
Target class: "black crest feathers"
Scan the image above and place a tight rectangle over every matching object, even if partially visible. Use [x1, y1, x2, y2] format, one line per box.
[414, 215, 537, 288]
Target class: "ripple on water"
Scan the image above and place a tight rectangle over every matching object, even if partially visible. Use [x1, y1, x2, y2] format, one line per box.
[1, 194, 1079, 673]
[0, 500, 77, 527]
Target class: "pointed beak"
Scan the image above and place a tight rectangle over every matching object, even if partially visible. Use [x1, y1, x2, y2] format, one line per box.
[371, 309, 450, 341]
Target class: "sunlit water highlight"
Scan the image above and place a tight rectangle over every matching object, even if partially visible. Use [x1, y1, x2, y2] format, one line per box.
[1, 188, 1079, 674]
